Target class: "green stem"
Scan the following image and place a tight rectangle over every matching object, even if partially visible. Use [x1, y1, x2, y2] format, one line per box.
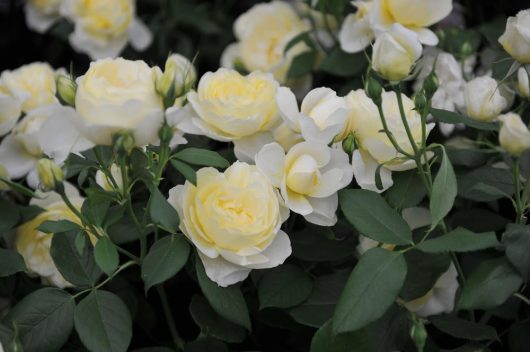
[157, 285, 184, 350]
[375, 104, 414, 159]
[513, 158, 525, 224]
[73, 260, 138, 299]
[514, 292, 530, 306]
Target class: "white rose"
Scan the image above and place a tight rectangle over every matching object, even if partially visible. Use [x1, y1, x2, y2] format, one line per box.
[222, 1, 309, 83]
[372, 24, 423, 81]
[276, 86, 349, 144]
[0, 94, 21, 136]
[60, 0, 152, 59]
[346, 89, 434, 192]
[339, 0, 375, 53]
[25, 0, 62, 33]
[464, 76, 508, 122]
[499, 10, 530, 64]
[517, 67, 530, 98]
[371, 0, 452, 45]
[73, 58, 164, 146]
[0, 62, 58, 113]
[168, 162, 291, 287]
[256, 141, 353, 226]
[498, 113, 530, 156]
[157, 54, 197, 101]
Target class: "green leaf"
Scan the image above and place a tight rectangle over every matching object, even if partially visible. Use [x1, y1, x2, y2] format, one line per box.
[141, 235, 190, 292]
[430, 108, 499, 131]
[171, 159, 197, 185]
[37, 220, 82, 233]
[332, 248, 407, 334]
[0, 249, 26, 277]
[174, 148, 230, 168]
[0, 199, 20, 232]
[430, 315, 497, 341]
[311, 320, 368, 352]
[81, 197, 110, 227]
[319, 47, 367, 77]
[289, 271, 350, 328]
[417, 227, 499, 253]
[184, 337, 227, 352]
[189, 295, 246, 343]
[258, 264, 313, 309]
[284, 31, 316, 54]
[0, 177, 37, 197]
[50, 231, 102, 286]
[148, 186, 179, 233]
[94, 237, 119, 275]
[430, 146, 457, 229]
[340, 189, 413, 245]
[287, 51, 317, 79]
[503, 224, 530, 280]
[5, 288, 74, 352]
[508, 322, 530, 352]
[386, 170, 427, 209]
[74, 290, 132, 352]
[458, 165, 514, 202]
[400, 250, 450, 301]
[196, 259, 251, 330]
[457, 257, 523, 310]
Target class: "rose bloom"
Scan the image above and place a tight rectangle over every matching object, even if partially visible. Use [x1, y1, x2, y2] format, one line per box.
[464, 76, 508, 122]
[499, 10, 530, 64]
[256, 141, 353, 226]
[25, 0, 62, 33]
[0, 94, 21, 136]
[168, 162, 291, 287]
[73, 58, 164, 146]
[339, 0, 375, 53]
[517, 67, 530, 98]
[16, 184, 90, 288]
[0, 62, 58, 113]
[221, 1, 309, 84]
[498, 113, 530, 156]
[346, 89, 434, 192]
[60, 0, 152, 59]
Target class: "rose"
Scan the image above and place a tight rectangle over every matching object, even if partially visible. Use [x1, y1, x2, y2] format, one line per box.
[221, 1, 309, 83]
[371, 0, 453, 45]
[60, 0, 152, 59]
[372, 24, 423, 81]
[498, 113, 530, 156]
[73, 58, 164, 146]
[499, 10, 530, 64]
[517, 67, 530, 98]
[0, 62, 57, 113]
[346, 89, 434, 192]
[25, 0, 62, 33]
[168, 162, 291, 287]
[339, 0, 374, 53]
[96, 164, 124, 192]
[276, 86, 349, 144]
[156, 54, 197, 105]
[256, 141, 353, 226]
[464, 76, 508, 122]
[0, 94, 21, 136]
[37, 158, 64, 191]
[16, 184, 87, 288]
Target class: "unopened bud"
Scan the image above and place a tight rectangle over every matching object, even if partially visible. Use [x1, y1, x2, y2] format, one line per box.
[414, 91, 428, 112]
[112, 131, 135, 156]
[37, 159, 64, 191]
[342, 134, 357, 157]
[158, 123, 174, 145]
[410, 315, 427, 352]
[460, 41, 473, 58]
[96, 164, 124, 192]
[156, 54, 197, 108]
[422, 71, 439, 99]
[365, 77, 383, 106]
[55, 75, 77, 107]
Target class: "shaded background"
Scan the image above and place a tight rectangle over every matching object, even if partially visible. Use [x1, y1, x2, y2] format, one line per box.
[0, 0, 528, 76]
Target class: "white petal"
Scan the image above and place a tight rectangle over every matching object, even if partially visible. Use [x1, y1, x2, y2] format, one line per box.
[128, 18, 153, 51]
[0, 95, 21, 136]
[133, 110, 164, 146]
[339, 14, 373, 53]
[414, 28, 439, 46]
[284, 187, 313, 215]
[220, 43, 241, 69]
[246, 230, 292, 269]
[233, 132, 275, 163]
[0, 135, 37, 179]
[69, 26, 127, 59]
[352, 149, 393, 193]
[305, 195, 338, 226]
[24, 4, 59, 33]
[198, 252, 251, 287]
[276, 86, 302, 132]
[255, 142, 286, 187]
[26, 169, 39, 189]
[31, 182, 81, 208]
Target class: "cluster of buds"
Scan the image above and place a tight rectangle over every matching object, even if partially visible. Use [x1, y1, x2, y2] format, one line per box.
[156, 54, 197, 108]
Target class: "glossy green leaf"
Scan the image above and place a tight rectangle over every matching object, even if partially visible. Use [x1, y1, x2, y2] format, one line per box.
[430, 315, 497, 341]
[0, 199, 20, 232]
[416, 228, 499, 253]
[174, 148, 230, 168]
[430, 146, 457, 229]
[287, 50, 317, 79]
[37, 219, 82, 233]
[430, 108, 499, 131]
[258, 264, 313, 309]
[148, 186, 179, 233]
[503, 224, 530, 280]
[94, 236, 119, 275]
[171, 159, 197, 185]
[311, 320, 368, 352]
[0, 248, 26, 277]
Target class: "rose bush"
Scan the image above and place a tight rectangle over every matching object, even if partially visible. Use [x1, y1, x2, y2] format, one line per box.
[1, 1, 530, 352]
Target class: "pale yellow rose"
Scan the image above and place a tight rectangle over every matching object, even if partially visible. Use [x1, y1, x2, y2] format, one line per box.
[499, 10, 530, 64]
[517, 67, 530, 98]
[60, 0, 152, 59]
[0, 62, 57, 113]
[256, 141, 353, 226]
[372, 0, 452, 45]
[74, 58, 164, 146]
[25, 0, 62, 33]
[498, 113, 530, 156]
[178, 68, 280, 143]
[223, 1, 309, 83]
[339, 0, 375, 53]
[346, 89, 434, 192]
[464, 76, 507, 122]
[36, 158, 64, 191]
[372, 24, 423, 81]
[0, 94, 21, 136]
[16, 185, 87, 288]
[168, 162, 291, 287]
